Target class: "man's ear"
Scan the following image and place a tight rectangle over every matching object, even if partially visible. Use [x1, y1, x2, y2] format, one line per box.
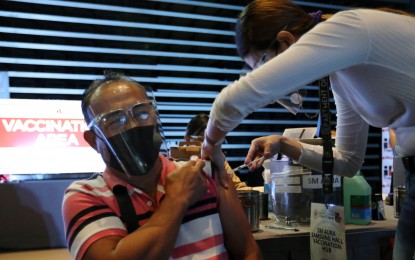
[84, 130, 98, 151]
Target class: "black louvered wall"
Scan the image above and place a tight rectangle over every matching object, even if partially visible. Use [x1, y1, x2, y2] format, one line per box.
[1, 0, 412, 192]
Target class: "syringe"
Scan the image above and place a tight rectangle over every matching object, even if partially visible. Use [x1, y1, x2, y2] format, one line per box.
[231, 156, 265, 172]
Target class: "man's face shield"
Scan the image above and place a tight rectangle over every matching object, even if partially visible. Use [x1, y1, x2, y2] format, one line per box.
[88, 85, 167, 176]
[88, 100, 158, 134]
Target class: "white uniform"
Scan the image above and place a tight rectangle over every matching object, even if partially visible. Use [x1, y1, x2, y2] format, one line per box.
[210, 9, 415, 177]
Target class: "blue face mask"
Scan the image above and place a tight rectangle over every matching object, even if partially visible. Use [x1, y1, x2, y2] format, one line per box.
[106, 125, 162, 176]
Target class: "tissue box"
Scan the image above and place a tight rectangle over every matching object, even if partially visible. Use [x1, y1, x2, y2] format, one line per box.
[169, 141, 201, 160]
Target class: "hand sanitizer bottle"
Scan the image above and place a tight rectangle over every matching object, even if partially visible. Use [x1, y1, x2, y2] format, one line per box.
[343, 171, 372, 225]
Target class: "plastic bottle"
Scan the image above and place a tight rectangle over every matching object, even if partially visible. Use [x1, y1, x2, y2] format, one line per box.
[343, 171, 372, 225]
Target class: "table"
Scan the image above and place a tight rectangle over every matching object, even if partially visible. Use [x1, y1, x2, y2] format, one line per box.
[254, 205, 397, 260]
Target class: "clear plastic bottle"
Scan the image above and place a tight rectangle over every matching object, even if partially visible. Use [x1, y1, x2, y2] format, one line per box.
[343, 171, 372, 225]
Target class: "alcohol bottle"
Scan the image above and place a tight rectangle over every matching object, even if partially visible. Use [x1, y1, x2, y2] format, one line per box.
[343, 171, 372, 225]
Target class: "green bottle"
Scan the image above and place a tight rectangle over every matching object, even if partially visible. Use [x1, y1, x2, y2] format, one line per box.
[343, 171, 372, 225]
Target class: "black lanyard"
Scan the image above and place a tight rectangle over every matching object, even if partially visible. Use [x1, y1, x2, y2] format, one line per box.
[318, 77, 334, 198]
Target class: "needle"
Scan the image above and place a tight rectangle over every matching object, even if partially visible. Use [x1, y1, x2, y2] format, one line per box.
[232, 156, 264, 172]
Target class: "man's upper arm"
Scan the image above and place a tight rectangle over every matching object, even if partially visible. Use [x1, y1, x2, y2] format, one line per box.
[62, 185, 126, 259]
[216, 174, 262, 259]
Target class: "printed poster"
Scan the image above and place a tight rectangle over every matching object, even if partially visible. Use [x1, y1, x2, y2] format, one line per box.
[310, 203, 346, 260]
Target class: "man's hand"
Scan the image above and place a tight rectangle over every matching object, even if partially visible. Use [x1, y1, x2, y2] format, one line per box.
[165, 160, 207, 207]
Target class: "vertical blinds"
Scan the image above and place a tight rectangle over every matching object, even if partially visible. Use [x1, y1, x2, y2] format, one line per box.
[0, 0, 384, 189]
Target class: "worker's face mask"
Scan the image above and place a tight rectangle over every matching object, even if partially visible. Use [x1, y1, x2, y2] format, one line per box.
[98, 125, 163, 176]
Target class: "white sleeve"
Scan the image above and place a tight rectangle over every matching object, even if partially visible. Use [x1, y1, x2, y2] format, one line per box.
[210, 10, 371, 132]
[298, 87, 369, 177]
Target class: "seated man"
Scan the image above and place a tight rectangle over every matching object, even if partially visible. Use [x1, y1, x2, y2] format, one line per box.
[185, 113, 250, 190]
[62, 71, 261, 260]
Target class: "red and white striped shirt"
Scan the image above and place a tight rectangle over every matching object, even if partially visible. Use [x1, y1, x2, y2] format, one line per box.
[62, 154, 228, 260]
